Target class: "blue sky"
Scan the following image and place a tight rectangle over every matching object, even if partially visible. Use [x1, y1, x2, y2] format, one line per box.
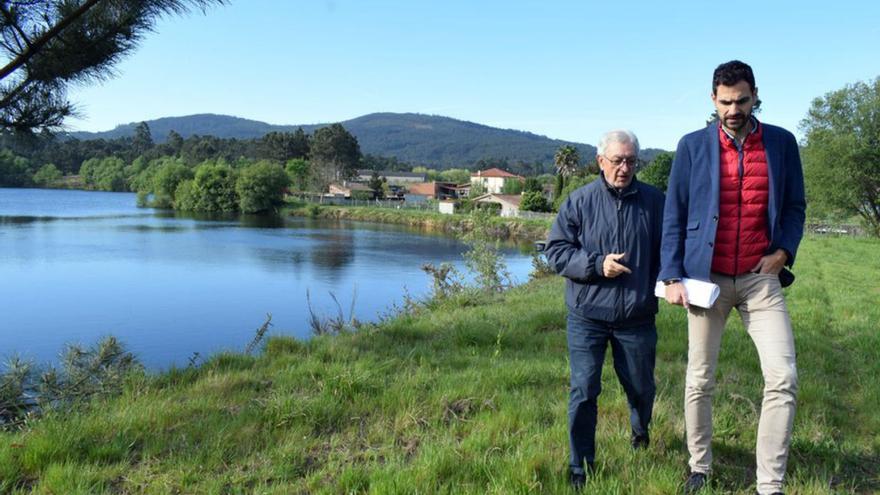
[67, 0, 880, 151]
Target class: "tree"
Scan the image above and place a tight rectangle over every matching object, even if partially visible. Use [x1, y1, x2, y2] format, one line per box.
[309, 123, 362, 191]
[520, 190, 550, 212]
[166, 130, 184, 156]
[173, 162, 237, 212]
[285, 158, 310, 192]
[131, 121, 154, 156]
[554, 145, 580, 179]
[554, 145, 579, 199]
[554, 173, 564, 202]
[438, 168, 471, 184]
[367, 171, 384, 199]
[0, 148, 31, 186]
[639, 151, 674, 192]
[236, 161, 289, 213]
[412, 166, 440, 182]
[501, 178, 524, 194]
[523, 177, 543, 193]
[801, 77, 880, 235]
[360, 153, 411, 172]
[150, 158, 192, 207]
[468, 181, 486, 198]
[259, 129, 309, 163]
[0, 0, 226, 133]
[33, 163, 63, 186]
[79, 156, 126, 191]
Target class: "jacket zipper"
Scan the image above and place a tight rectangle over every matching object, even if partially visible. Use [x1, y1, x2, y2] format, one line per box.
[734, 145, 744, 275]
[616, 195, 624, 321]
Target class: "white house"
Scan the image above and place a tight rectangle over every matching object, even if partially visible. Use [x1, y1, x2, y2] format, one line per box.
[472, 193, 522, 218]
[470, 168, 524, 194]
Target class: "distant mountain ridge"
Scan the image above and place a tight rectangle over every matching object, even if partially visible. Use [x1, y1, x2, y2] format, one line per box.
[69, 113, 664, 169]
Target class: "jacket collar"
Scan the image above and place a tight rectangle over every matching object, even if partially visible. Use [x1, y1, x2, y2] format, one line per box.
[600, 172, 639, 198]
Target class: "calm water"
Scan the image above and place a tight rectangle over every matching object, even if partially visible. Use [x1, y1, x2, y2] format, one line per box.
[0, 188, 533, 369]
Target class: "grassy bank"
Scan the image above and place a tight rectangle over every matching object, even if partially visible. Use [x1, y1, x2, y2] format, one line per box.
[1, 236, 878, 494]
[284, 201, 552, 242]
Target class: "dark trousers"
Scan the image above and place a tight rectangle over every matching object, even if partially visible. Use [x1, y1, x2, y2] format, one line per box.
[567, 312, 657, 473]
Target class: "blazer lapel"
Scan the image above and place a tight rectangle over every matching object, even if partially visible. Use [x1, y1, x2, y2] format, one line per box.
[762, 128, 781, 239]
[707, 125, 720, 213]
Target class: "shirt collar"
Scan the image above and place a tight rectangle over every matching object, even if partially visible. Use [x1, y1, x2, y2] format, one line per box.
[720, 115, 760, 142]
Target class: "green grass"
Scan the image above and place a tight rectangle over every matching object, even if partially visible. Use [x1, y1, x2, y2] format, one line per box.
[1, 236, 878, 493]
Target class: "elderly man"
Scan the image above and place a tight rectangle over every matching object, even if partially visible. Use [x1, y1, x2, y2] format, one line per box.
[544, 130, 665, 490]
[660, 60, 806, 495]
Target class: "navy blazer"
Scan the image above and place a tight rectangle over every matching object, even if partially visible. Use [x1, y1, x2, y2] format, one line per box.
[659, 122, 806, 282]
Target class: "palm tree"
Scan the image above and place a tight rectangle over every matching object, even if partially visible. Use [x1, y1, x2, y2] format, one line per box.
[554, 145, 580, 179]
[553, 145, 580, 199]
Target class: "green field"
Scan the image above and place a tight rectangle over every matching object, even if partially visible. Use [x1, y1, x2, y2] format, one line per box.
[1, 236, 878, 494]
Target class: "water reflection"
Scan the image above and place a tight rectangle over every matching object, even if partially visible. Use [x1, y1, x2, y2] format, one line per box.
[0, 188, 534, 369]
[310, 231, 356, 271]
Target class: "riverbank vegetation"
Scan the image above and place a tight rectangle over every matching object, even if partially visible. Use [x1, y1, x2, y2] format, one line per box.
[284, 200, 552, 242]
[0, 235, 877, 493]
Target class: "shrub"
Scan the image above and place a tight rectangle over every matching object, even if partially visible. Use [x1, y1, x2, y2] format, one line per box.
[236, 161, 290, 213]
[350, 190, 373, 201]
[151, 159, 193, 208]
[173, 163, 238, 212]
[462, 209, 510, 292]
[173, 179, 197, 211]
[520, 190, 551, 212]
[32, 163, 62, 187]
[80, 156, 127, 191]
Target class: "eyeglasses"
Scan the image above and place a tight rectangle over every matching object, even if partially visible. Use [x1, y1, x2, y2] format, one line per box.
[602, 155, 639, 168]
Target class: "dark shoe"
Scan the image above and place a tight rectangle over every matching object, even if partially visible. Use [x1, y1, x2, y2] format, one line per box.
[568, 470, 586, 491]
[631, 432, 650, 450]
[568, 463, 594, 491]
[684, 472, 707, 494]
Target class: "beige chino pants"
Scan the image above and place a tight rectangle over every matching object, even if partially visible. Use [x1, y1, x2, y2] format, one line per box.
[685, 272, 797, 495]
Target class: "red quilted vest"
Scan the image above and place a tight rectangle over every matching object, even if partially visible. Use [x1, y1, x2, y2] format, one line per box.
[711, 123, 770, 275]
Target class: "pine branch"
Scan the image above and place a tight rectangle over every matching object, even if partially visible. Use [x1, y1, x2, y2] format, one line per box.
[0, 0, 103, 82]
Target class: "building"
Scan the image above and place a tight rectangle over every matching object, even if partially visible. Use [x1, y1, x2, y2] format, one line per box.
[438, 201, 456, 215]
[328, 182, 373, 198]
[470, 168, 524, 194]
[472, 193, 523, 217]
[356, 170, 427, 185]
[404, 181, 461, 202]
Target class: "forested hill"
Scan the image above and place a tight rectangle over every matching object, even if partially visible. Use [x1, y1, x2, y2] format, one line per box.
[69, 113, 609, 169]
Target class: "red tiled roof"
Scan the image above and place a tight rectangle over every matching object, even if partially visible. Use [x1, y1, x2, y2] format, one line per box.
[407, 182, 436, 195]
[470, 168, 523, 178]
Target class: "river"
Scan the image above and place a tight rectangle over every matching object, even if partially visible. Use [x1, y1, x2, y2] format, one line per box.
[0, 188, 534, 369]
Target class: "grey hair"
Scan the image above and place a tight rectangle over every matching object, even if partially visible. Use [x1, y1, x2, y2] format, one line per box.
[597, 129, 640, 157]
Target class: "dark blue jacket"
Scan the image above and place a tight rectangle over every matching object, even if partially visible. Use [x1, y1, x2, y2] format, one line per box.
[659, 122, 806, 282]
[545, 176, 665, 326]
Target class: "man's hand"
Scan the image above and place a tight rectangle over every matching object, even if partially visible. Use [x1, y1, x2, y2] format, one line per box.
[665, 282, 689, 309]
[602, 253, 632, 278]
[751, 249, 788, 275]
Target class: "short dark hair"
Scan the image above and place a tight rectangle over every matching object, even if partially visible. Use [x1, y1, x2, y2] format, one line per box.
[712, 60, 756, 94]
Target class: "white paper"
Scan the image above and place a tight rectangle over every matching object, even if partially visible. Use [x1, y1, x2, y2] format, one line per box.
[654, 278, 721, 309]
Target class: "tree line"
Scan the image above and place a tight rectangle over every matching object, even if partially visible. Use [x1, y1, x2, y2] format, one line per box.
[0, 122, 364, 214]
[2, 85, 877, 230]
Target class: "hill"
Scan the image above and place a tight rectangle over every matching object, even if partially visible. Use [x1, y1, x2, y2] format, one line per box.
[69, 113, 665, 169]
